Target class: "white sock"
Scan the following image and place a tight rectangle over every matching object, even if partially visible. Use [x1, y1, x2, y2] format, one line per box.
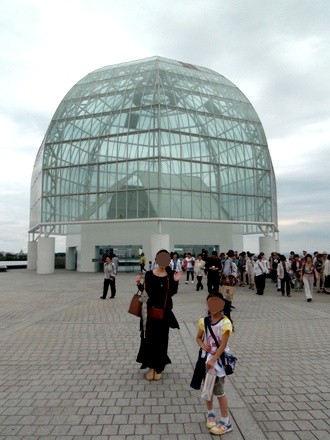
[207, 410, 215, 417]
[221, 416, 229, 424]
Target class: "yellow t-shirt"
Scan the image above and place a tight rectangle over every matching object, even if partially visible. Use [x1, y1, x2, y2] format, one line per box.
[198, 315, 232, 335]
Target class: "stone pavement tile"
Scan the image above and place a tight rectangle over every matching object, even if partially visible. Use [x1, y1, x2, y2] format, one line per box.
[34, 425, 55, 435]
[279, 420, 301, 431]
[280, 403, 298, 411]
[310, 402, 328, 410]
[309, 410, 329, 419]
[89, 437, 109, 440]
[68, 425, 87, 436]
[151, 423, 168, 435]
[80, 414, 99, 425]
[50, 425, 71, 436]
[65, 414, 83, 425]
[313, 432, 330, 440]
[264, 411, 283, 421]
[296, 432, 318, 440]
[71, 436, 92, 440]
[265, 433, 282, 440]
[95, 414, 113, 425]
[281, 411, 299, 420]
[16, 425, 37, 436]
[279, 432, 302, 440]
[85, 424, 103, 435]
[101, 424, 119, 435]
[311, 419, 330, 430]
[295, 420, 318, 430]
[118, 423, 135, 435]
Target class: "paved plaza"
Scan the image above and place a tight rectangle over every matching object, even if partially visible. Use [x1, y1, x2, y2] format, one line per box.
[0, 269, 329, 440]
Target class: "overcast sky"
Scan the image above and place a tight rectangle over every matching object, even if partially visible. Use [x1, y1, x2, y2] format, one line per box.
[0, 0, 329, 255]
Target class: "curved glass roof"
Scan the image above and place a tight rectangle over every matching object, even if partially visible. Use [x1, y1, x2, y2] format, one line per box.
[30, 56, 277, 235]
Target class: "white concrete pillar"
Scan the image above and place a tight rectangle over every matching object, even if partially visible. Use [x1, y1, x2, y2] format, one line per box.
[275, 239, 280, 253]
[66, 246, 77, 270]
[37, 237, 55, 274]
[27, 241, 38, 270]
[151, 233, 170, 260]
[259, 236, 276, 259]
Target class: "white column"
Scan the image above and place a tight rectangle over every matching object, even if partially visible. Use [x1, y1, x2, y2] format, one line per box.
[151, 233, 170, 260]
[66, 246, 77, 270]
[37, 237, 55, 274]
[27, 241, 38, 270]
[259, 236, 276, 259]
[275, 239, 281, 253]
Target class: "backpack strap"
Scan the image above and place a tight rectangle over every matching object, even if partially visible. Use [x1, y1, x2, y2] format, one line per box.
[205, 316, 222, 348]
[205, 315, 225, 367]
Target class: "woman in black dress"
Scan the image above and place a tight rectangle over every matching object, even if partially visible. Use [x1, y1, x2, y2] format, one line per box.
[135, 249, 183, 381]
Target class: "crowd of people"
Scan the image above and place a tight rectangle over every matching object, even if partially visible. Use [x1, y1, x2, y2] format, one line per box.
[153, 248, 330, 301]
[100, 247, 329, 436]
[262, 250, 330, 301]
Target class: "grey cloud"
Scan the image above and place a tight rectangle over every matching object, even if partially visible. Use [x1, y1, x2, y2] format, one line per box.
[279, 221, 330, 255]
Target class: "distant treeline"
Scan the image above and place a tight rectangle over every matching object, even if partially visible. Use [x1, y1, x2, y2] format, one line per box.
[0, 254, 27, 261]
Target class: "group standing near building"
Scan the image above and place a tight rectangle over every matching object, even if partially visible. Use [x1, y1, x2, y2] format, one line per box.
[96, 246, 329, 435]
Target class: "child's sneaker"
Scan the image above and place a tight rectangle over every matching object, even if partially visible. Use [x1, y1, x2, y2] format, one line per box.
[210, 420, 233, 435]
[206, 412, 217, 429]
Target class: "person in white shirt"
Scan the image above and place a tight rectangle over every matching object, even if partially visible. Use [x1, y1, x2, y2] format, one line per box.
[170, 252, 182, 273]
[184, 253, 195, 284]
[100, 256, 117, 299]
[194, 254, 206, 291]
[277, 254, 291, 297]
[253, 254, 268, 295]
[322, 254, 330, 293]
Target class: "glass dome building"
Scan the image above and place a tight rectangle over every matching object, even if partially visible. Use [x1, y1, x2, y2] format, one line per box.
[29, 56, 278, 272]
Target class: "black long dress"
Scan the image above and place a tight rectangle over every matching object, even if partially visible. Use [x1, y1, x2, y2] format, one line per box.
[136, 269, 179, 373]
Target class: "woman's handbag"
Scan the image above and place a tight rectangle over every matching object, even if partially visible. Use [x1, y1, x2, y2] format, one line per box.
[128, 292, 142, 317]
[147, 307, 164, 319]
[147, 276, 169, 320]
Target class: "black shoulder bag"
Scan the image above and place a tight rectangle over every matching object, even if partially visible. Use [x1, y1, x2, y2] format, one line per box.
[190, 317, 208, 390]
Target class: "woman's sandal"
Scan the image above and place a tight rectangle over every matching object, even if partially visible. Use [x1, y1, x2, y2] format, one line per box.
[146, 368, 154, 381]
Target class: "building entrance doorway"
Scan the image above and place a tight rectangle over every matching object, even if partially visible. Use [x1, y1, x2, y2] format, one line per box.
[95, 245, 142, 272]
[174, 244, 219, 259]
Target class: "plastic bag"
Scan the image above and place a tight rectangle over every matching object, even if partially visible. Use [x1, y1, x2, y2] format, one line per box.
[201, 370, 216, 401]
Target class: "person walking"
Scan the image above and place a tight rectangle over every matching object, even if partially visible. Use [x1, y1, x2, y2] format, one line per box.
[205, 251, 222, 293]
[195, 291, 233, 435]
[301, 254, 316, 302]
[246, 252, 255, 290]
[254, 254, 268, 295]
[277, 255, 291, 297]
[322, 254, 330, 293]
[139, 252, 146, 272]
[135, 249, 183, 381]
[314, 253, 323, 292]
[269, 252, 280, 283]
[183, 253, 195, 284]
[170, 252, 182, 273]
[222, 250, 238, 287]
[238, 252, 247, 286]
[194, 254, 206, 291]
[100, 256, 117, 299]
[291, 254, 303, 291]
